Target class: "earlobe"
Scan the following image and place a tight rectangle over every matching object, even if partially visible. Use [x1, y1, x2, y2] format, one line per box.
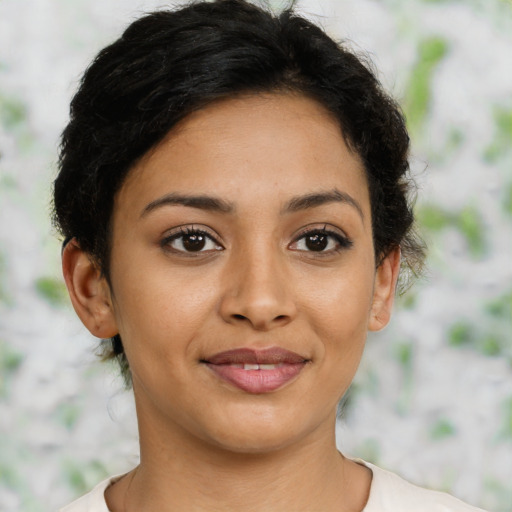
[62, 239, 118, 339]
[369, 247, 401, 332]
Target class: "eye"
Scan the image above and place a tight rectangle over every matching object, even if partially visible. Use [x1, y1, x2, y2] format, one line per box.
[289, 226, 352, 253]
[162, 227, 223, 254]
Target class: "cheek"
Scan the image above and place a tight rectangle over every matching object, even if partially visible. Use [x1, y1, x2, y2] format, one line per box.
[303, 266, 375, 333]
[300, 262, 375, 379]
[110, 262, 221, 358]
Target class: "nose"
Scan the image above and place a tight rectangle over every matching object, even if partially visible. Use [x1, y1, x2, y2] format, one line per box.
[218, 247, 297, 331]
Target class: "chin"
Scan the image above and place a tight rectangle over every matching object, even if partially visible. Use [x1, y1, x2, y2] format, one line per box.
[206, 428, 304, 456]
[196, 405, 326, 456]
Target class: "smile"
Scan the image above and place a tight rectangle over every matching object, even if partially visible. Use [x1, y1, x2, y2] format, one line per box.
[202, 347, 308, 394]
[231, 363, 283, 370]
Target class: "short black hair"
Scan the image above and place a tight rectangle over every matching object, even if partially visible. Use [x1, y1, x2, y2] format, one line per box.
[53, 0, 425, 384]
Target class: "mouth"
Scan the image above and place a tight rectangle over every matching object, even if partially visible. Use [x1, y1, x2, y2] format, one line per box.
[201, 347, 309, 394]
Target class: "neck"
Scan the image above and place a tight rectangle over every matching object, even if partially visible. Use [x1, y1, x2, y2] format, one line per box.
[107, 390, 371, 512]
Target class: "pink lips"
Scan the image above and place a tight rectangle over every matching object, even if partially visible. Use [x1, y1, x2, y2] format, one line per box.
[203, 347, 308, 394]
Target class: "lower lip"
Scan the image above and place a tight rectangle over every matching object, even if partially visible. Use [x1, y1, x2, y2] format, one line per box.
[205, 363, 306, 394]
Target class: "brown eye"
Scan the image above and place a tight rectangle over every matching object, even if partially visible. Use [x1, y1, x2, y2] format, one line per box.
[162, 228, 223, 254]
[289, 228, 353, 254]
[182, 233, 206, 251]
[305, 233, 328, 251]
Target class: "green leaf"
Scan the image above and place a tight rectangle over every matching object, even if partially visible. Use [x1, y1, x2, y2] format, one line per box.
[480, 334, 502, 356]
[0, 341, 24, 398]
[34, 276, 68, 307]
[446, 128, 464, 152]
[403, 37, 449, 135]
[416, 204, 451, 231]
[485, 291, 512, 319]
[55, 402, 81, 430]
[448, 321, 473, 346]
[397, 291, 418, 310]
[484, 107, 512, 163]
[0, 249, 12, 305]
[454, 206, 486, 259]
[430, 418, 456, 439]
[394, 342, 413, 369]
[500, 396, 512, 439]
[0, 174, 17, 189]
[0, 340, 24, 372]
[503, 183, 512, 216]
[66, 463, 88, 494]
[0, 94, 27, 129]
[63, 459, 110, 495]
[0, 461, 20, 489]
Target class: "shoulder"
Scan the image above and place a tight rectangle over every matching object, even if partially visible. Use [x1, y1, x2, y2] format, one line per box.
[360, 461, 488, 512]
[59, 474, 123, 512]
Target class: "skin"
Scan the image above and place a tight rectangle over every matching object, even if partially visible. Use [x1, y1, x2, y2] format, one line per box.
[63, 93, 400, 511]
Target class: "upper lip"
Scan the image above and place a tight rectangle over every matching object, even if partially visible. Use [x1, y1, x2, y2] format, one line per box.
[203, 347, 308, 365]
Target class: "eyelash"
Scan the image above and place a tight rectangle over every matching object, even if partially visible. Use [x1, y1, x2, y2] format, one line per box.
[161, 226, 223, 255]
[290, 226, 353, 255]
[160, 225, 352, 255]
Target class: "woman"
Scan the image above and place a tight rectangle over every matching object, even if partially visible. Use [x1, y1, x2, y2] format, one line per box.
[54, 0, 486, 510]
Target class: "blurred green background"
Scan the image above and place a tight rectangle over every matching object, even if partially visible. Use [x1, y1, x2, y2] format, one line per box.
[0, 0, 511, 510]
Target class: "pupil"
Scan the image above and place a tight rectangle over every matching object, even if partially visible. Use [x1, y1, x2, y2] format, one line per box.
[306, 233, 328, 251]
[183, 233, 206, 251]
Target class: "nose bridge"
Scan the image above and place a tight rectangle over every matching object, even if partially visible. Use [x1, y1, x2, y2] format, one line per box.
[242, 242, 282, 299]
[219, 238, 296, 330]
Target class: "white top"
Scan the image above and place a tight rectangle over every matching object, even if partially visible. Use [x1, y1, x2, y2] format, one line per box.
[59, 461, 487, 511]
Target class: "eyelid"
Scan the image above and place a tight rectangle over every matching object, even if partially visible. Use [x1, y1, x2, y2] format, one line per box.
[291, 223, 349, 242]
[289, 223, 353, 252]
[160, 224, 224, 252]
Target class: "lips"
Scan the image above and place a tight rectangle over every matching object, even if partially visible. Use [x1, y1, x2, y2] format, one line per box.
[203, 347, 308, 394]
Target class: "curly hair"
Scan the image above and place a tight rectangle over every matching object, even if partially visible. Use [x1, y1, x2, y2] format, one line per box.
[53, 0, 425, 385]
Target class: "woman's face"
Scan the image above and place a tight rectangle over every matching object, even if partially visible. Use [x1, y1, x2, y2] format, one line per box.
[100, 94, 398, 453]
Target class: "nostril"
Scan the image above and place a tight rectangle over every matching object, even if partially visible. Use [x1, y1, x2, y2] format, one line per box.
[231, 313, 289, 324]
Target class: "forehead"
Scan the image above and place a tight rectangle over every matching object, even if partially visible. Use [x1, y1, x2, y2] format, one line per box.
[116, 93, 369, 218]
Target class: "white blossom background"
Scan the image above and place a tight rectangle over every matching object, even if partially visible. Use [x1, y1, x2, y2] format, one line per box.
[0, 0, 511, 511]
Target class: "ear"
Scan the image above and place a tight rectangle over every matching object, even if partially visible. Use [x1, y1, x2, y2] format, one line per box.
[62, 239, 118, 339]
[369, 247, 401, 332]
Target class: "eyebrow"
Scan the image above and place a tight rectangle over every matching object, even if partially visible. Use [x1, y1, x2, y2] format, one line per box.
[283, 189, 364, 220]
[140, 188, 364, 220]
[141, 193, 234, 217]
